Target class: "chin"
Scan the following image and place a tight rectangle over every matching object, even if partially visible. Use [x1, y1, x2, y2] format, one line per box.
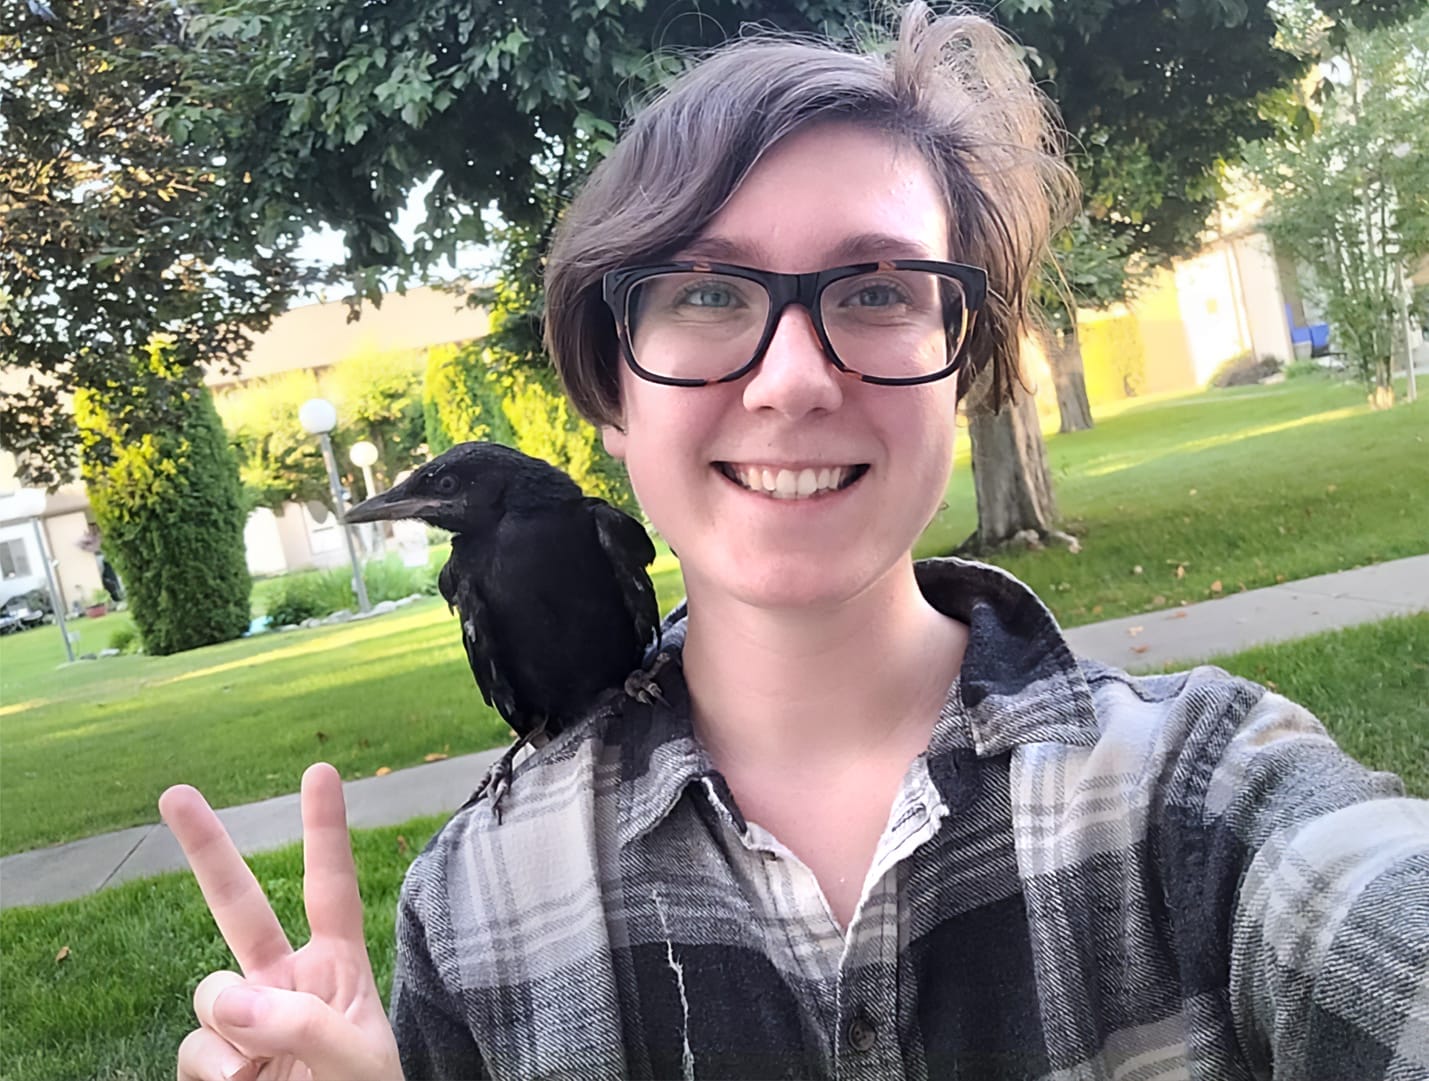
[699, 547, 906, 614]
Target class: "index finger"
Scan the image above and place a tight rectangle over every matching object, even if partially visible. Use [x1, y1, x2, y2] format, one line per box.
[159, 783, 293, 975]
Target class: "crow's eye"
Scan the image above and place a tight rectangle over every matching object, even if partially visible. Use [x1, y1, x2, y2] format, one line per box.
[434, 474, 459, 496]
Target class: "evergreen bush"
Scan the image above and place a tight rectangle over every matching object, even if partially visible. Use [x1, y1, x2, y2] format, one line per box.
[76, 342, 252, 655]
[422, 341, 517, 455]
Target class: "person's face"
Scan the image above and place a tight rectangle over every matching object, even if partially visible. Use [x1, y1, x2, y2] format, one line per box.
[603, 123, 962, 612]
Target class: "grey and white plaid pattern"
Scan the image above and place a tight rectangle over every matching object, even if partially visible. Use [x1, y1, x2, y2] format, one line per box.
[391, 558, 1429, 1080]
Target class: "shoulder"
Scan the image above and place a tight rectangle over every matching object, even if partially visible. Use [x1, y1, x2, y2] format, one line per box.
[1076, 658, 1405, 827]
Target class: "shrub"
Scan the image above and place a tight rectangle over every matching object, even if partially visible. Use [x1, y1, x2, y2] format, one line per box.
[423, 341, 517, 455]
[1210, 353, 1283, 388]
[263, 556, 437, 625]
[76, 342, 252, 656]
[107, 625, 140, 654]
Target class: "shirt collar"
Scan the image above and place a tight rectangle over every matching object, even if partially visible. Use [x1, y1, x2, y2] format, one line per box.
[611, 558, 1099, 848]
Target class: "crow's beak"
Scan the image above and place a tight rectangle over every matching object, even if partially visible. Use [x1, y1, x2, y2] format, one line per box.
[344, 483, 440, 525]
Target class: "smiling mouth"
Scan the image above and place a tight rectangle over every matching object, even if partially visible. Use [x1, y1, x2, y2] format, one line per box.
[716, 462, 870, 500]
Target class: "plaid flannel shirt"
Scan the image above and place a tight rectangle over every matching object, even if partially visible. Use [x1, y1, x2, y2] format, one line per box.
[390, 558, 1429, 1080]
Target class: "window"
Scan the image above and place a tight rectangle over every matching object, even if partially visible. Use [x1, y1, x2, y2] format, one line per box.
[0, 538, 32, 580]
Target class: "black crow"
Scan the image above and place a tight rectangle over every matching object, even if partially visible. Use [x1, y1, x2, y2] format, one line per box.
[345, 442, 661, 820]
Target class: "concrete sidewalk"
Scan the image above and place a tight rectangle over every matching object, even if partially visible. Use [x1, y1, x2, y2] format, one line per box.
[3, 554, 1426, 911]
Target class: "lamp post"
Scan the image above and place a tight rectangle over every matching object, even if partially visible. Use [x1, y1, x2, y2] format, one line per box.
[298, 398, 371, 614]
[348, 440, 384, 556]
[4, 488, 75, 663]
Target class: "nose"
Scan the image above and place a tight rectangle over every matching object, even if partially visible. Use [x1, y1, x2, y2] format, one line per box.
[741, 304, 846, 418]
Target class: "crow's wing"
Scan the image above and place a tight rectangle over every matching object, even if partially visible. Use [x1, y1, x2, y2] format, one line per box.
[584, 498, 661, 653]
[439, 556, 521, 727]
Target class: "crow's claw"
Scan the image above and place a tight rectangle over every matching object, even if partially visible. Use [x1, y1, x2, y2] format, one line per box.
[624, 652, 673, 705]
[624, 670, 667, 706]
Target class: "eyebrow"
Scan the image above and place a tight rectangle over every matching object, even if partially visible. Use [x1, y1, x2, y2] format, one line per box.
[678, 231, 939, 266]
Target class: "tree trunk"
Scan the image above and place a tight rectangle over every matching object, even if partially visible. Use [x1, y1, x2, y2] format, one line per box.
[1047, 324, 1094, 433]
[963, 386, 1060, 553]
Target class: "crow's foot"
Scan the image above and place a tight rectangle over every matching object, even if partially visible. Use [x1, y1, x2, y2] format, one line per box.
[624, 651, 673, 706]
[467, 724, 545, 824]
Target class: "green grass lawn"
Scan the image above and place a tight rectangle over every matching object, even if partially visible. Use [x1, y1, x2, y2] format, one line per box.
[916, 377, 1427, 626]
[0, 569, 690, 857]
[1, 614, 1424, 1081]
[1, 377, 1422, 856]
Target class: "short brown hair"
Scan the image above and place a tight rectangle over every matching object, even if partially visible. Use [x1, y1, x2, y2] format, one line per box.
[544, 2, 1077, 424]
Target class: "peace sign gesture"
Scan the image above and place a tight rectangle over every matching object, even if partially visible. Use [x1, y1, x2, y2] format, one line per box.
[160, 763, 403, 1081]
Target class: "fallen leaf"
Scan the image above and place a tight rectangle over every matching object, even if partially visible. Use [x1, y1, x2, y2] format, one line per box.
[1265, 680, 1279, 691]
[1091, 605, 1103, 615]
[1127, 626, 1144, 637]
[1326, 483, 1337, 493]
[396, 835, 409, 856]
[1276, 574, 1287, 583]
[423, 752, 449, 762]
[1175, 565, 1186, 580]
[1130, 645, 1150, 654]
[1132, 565, 1144, 575]
[1152, 595, 1167, 606]
[1188, 488, 1198, 496]
[1168, 610, 1189, 620]
[1209, 580, 1223, 593]
[375, 766, 392, 777]
[55, 945, 70, 963]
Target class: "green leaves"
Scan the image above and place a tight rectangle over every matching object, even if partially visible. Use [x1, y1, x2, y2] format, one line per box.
[1245, 9, 1429, 394]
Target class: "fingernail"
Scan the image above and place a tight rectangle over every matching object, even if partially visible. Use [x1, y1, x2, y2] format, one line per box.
[222, 1057, 255, 1081]
[215, 986, 267, 1028]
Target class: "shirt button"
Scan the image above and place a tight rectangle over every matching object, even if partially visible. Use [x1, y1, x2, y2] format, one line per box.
[846, 1011, 877, 1052]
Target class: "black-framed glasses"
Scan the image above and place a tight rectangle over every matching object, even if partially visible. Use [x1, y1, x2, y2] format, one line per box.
[602, 259, 987, 387]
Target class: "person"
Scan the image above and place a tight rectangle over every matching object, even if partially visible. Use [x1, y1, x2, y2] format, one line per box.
[161, 5, 1429, 1079]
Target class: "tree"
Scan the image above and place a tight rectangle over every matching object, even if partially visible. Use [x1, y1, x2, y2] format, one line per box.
[1, 2, 310, 488]
[1036, 216, 1138, 433]
[952, 0, 1424, 550]
[325, 347, 427, 489]
[217, 351, 425, 512]
[215, 370, 333, 512]
[77, 341, 251, 655]
[1246, 9, 1429, 405]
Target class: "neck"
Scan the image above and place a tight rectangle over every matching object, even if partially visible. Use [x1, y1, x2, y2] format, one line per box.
[681, 560, 967, 776]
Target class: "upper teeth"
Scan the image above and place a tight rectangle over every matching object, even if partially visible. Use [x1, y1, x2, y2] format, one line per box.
[728, 464, 852, 499]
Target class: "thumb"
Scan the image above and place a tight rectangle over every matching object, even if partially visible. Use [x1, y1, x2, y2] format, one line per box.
[212, 985, 401, 1081]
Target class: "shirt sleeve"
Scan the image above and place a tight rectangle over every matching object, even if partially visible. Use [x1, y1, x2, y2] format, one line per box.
[390, 857, 488, 1081]
[1209, 691, 1429, 1079]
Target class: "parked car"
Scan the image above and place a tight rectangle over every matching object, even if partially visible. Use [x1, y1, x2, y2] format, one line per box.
[0, 592, 50, 634]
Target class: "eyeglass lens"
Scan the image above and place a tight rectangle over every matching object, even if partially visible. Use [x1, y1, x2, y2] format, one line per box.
[626, 269, 969, 382]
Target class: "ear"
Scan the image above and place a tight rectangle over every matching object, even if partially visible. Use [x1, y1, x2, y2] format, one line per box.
[601, 423, 627, 461]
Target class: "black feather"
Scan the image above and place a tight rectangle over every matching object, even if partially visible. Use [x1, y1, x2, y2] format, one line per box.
[346, 442, 660, 816]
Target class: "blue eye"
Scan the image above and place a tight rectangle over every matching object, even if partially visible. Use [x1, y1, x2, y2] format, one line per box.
[847, 283, 905, 308]
[680, 284, 740, 308]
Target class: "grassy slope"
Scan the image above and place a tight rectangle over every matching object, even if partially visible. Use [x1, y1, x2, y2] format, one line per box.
[917, 379, 1427, 625]
[2, 615, 1424, 1081]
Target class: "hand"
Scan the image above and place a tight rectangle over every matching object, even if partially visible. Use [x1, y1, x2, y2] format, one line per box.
[160, 763, 403, 1081]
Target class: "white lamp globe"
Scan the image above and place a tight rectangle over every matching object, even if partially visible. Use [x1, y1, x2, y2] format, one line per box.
[298, 398, 338, 435]
[349, 440, 379, 468]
